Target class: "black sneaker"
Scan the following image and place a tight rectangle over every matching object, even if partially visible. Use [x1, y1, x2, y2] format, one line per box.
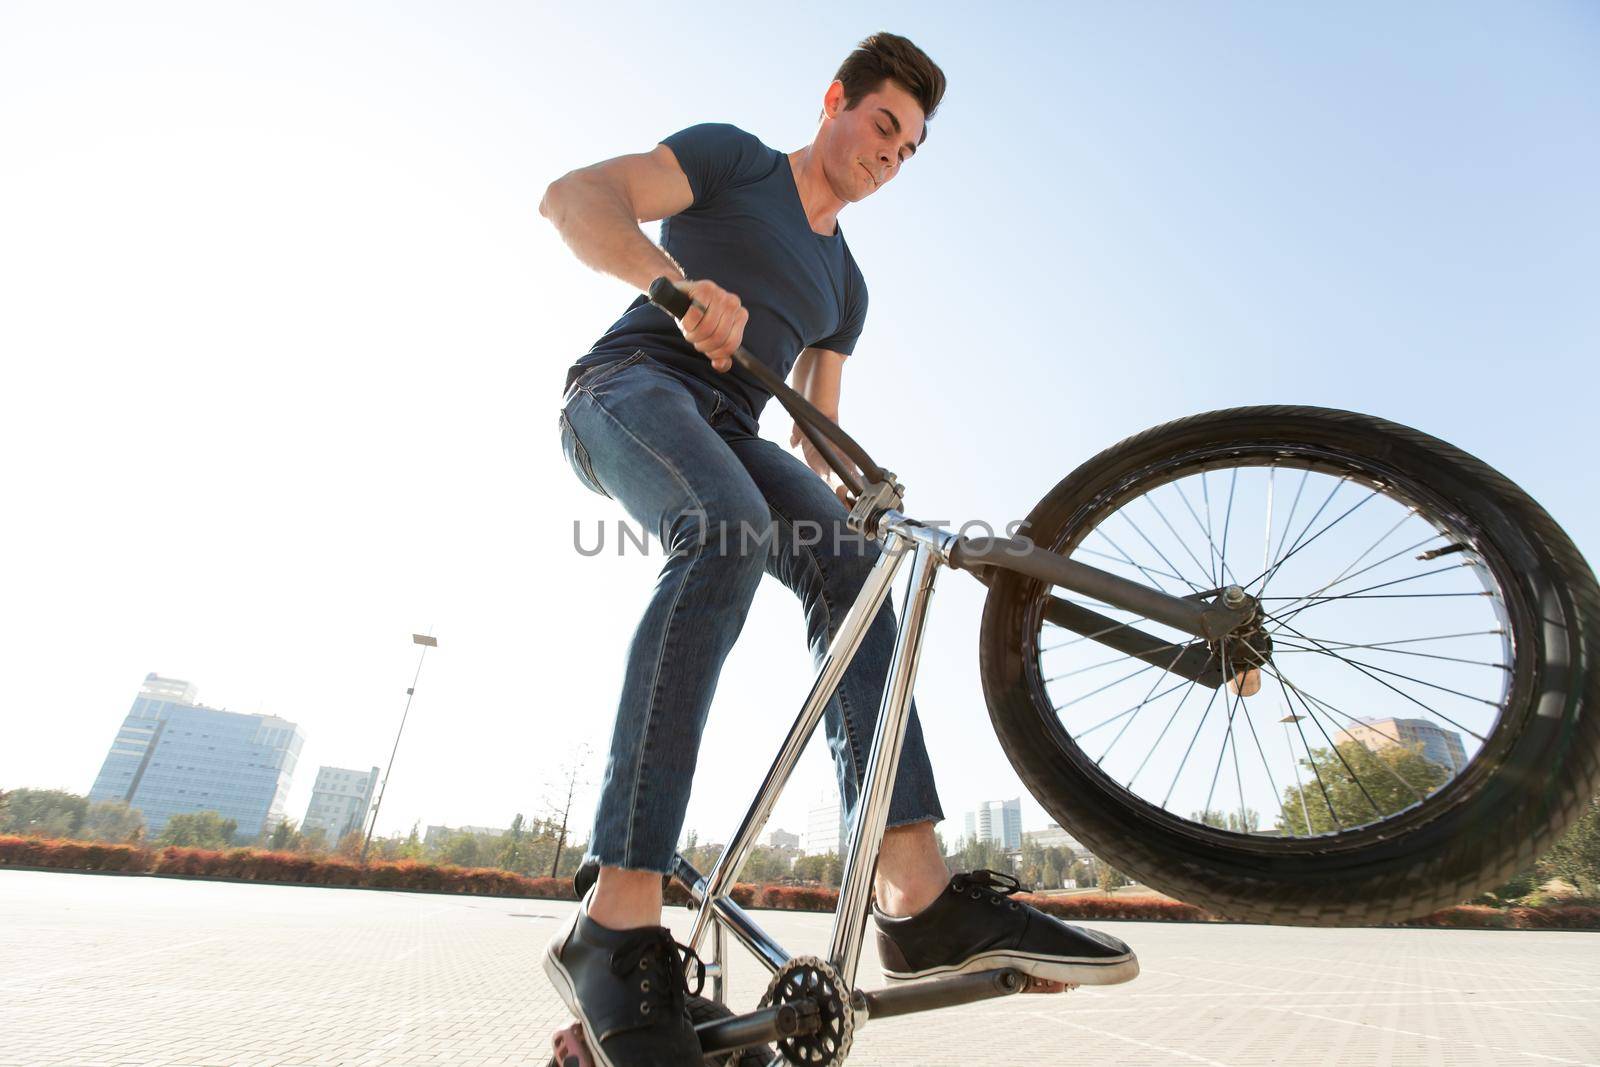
[544, 889, 708, 1067]
[872, 869, 1139, 986]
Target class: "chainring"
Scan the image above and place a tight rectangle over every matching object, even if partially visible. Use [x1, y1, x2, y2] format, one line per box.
[757, 955, 854, 1067]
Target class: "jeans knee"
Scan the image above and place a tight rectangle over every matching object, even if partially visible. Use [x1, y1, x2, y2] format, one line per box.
[666, 494, 771, 575]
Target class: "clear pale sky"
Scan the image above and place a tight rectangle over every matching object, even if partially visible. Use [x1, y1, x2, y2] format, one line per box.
[3, 2, 1596, 852]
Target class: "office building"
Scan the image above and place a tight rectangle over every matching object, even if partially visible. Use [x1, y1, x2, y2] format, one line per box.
[1333, 717, 1468, 773]
[301, 765, 380, 842]
[963, 798, 1023, 850]
[766, 828, 800, 850]
[88, 673, 304, 840]
[804, 799, 844, 856]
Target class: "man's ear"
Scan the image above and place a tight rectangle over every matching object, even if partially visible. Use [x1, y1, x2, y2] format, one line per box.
[822, 79, 846, 121]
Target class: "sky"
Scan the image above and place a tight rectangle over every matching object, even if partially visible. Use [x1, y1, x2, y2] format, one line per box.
[2, 1, 1597, 855]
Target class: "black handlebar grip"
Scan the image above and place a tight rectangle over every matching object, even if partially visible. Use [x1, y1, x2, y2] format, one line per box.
[648, 276, 693, 320]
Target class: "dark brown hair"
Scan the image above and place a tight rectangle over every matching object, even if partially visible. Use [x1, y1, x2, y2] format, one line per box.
[830, 32, 946, 146]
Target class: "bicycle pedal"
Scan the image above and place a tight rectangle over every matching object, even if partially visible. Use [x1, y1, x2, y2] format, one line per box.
[548, 1020, 594, 1067]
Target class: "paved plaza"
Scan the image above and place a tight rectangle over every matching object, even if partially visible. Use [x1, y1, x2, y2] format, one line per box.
[2, 869, 1597, 1066]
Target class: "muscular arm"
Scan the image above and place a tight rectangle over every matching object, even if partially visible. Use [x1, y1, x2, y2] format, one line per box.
[539, 144, 695, 294]
[790, 346, 847, 420]
[789, 347, 859, 502]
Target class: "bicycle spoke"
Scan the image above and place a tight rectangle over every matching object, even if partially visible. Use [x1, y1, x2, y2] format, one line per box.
[1162, 685, 1222, 809]
[1094, 643, 1194, 763]
[1078, 677, 1194, 743]
[1090, 528, 1187, 594]
[1276, 668, 1386, 822]
[1272, 636, 1508, 671]
[1146, 492, 1218, 593]
[1268, 616, 1494, 740]
[1126, 674, 1204, 791]
[1263, 664, 1434, 806]
[1254, 483, 1378, 596]
[1028, 451, 1514, 845]
[1119, 509, 1208, 594]
[1051, 662, 1158, 713]
[1270, 668, 1343, 831]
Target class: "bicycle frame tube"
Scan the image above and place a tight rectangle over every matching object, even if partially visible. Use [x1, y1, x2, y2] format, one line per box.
[684, 527, 914, 965]
[828, 536, 943, 986]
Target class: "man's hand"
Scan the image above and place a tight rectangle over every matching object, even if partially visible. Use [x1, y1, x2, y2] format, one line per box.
[672, 278, 748, 373]
[790, 419, 860, 508]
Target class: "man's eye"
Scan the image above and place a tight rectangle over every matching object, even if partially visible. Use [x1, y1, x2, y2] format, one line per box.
[876, 125, 887, 136]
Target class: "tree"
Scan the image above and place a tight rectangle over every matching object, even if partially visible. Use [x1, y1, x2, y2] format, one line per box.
[0, 788, 88, 838]
[336, 830, 365, 859]
[265, 818, 299, 851]
[1095, 858, 1129, 895]
[1537, 794, 1600, 893]
[440, 830, 485, 867]
[81, 800, 145, 844]
[158, 811, 237, 849]
[540, 743, 595, 878]
[1278, 741, 1451, 835]
[1191, 808, 1261, 833]
[951, 834, 1006, 875]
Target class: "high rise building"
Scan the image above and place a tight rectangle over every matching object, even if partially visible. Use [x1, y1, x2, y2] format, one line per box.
[804, 798, 844, 856]
[1332, 717, 1468, 773]
[88, 673, 304, 840]
[963, 798, 1023, 850]
[766, 828, 800, 851]
[301, 765, 380, 842]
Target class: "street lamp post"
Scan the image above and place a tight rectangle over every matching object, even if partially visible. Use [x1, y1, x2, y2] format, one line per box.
[361, 632, 438, 865]
[1280, 711, 1314, 834]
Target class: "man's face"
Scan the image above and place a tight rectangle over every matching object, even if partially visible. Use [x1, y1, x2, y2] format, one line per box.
[822, 78, 925, 203]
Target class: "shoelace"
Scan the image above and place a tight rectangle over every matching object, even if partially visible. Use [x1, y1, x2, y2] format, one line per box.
[952, 868, 1030, 910]
[607, 929, 707, 1022]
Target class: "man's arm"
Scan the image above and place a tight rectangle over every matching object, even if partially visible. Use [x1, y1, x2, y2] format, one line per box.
[539, 145, 695, 293]
[790, 346, 847, 418]
[789, 347, 858, 503]
[540, 144, 749, 369]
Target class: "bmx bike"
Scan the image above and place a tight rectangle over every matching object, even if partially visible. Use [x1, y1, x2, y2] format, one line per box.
[548, 277, 1600, 1067]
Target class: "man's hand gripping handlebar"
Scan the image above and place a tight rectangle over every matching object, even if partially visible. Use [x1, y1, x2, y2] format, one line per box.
[647, 276, 903, 538]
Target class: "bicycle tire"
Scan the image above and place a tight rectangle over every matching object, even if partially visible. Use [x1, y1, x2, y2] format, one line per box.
[978, 405, 1600, 924]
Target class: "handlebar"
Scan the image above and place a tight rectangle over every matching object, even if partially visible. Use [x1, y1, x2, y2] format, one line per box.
[646, 276, 889, 500]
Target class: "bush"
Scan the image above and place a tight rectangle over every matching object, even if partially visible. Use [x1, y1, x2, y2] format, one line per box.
[6, 832, 1596, 928]
[759, 885, 839, 911]
[0, 836, 149, 872]
[1022, 892, 1216, 923]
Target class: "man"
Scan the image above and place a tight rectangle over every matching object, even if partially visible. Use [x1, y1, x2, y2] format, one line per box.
[539, 32, 1137, 1066]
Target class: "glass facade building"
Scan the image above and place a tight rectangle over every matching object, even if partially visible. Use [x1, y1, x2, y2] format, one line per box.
[88, 673, 304, 840]
[963, 797, 1023, 850]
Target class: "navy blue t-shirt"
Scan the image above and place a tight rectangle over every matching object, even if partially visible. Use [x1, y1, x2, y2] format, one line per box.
[565, 123, 868, 432]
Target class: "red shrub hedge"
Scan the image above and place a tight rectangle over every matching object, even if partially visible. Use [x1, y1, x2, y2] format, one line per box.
[4, 836, 1596, 929]
[759, 885, 839, 911]
[1021, 892, 1218, 923]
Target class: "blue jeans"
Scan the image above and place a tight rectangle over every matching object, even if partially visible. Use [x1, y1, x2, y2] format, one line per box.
[558, 351, 945, 874]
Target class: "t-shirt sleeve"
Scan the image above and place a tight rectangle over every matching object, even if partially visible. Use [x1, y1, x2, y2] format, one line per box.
[813, 263, 868, 356]
[659, 122, 771, 208]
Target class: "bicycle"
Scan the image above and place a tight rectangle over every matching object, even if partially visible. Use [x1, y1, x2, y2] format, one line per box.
[548, 277, 1600, 1067]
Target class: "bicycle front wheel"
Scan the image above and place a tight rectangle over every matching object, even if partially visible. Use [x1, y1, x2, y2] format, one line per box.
[978, 406, 1599, 925]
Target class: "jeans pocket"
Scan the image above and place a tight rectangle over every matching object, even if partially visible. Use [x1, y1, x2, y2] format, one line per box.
[559, 408, 610, 499]
[573, 350, 648, 396]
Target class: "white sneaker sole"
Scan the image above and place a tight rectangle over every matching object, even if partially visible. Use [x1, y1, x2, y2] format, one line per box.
[882, 948, 1140, 987]
[543, 914, 617, 1067]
